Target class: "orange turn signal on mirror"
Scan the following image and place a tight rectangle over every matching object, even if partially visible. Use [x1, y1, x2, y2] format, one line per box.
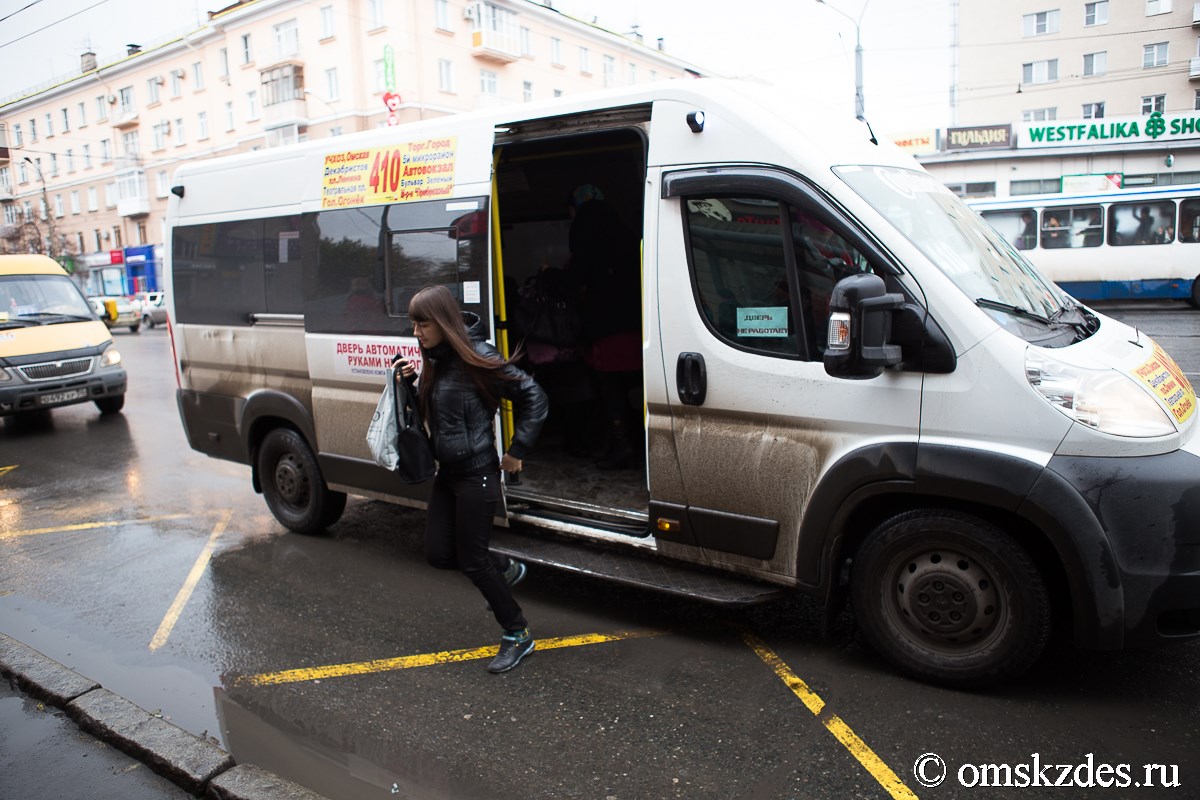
[656, 518, 680, 533]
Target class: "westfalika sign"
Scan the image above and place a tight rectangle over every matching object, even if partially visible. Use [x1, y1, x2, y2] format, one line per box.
[1017, 112, 1200, 149]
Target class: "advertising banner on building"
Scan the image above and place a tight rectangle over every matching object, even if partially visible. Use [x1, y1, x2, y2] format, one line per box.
[945, 124, 1013, 151]
[1018, 111, 1200, 149]
[890, 129, 939, 156]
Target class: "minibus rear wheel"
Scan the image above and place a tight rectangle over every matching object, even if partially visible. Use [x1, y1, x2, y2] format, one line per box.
[257, 427, 347, 535]
[851, 509, 1051, 688]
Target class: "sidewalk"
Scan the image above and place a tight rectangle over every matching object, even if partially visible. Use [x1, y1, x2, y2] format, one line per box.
[0, 632, 332, 800]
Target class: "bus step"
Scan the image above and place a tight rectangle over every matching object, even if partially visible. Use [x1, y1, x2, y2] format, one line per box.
[489, 527, 787, 606]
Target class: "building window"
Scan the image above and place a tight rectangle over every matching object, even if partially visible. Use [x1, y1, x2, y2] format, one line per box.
[118, 86, 135, 115]
[45, 112, 53, 137]
[551, 37, 562, 65]
[1022, 10, 1060, 36]
[1143, 43, 1168, 68]
[66, 148, 75, 172]
[60, 108, 70, 132]
[153, 121, 169, 150]
[947, 182, 997, 199]
[374, 59, 388, 92]
[523, 80, 533, 101]
[70, 191, 80, 214]
[218, 48, 230, 79]
[325, 67, 340, 100]
[1011, 178, 1061, 196]
[580, 46, 590, 74]
[262, 64, 304, 106]
[1142, 94, 1165, 114]
[1022, 59, 1058, 84]
[193, 62, 204, 90]
[1082, 102, 1105, 118]
[53, 194, 64, 218]
[122, 130, 139, 157]
[225, 101, 235, 131]
[275, 19, 300, 57]
[49, 154, 58, 176]
[147, 77, 161, 104]
[368, 0, 383, 28]
[88, 187, 97, 211]
[96, 96, 108, 122]
[438, 59, 454, 93]
[553, 88, 563, 98]
[1084, 1, 1109, 25]
[1022, 107, 1057, 121]
[241, 33, 253, 64]
[174, 118, 185, 146]
[12, 123, 22, 147]
[83, 144, 91, 168]
[156, 171, 170, 197]
[1146, 0, 1173, 15]
[100, 139, 112, 161]
[628, 63, 637, 84]
[433, 0, 448, 30]
[520, 26, 531, 56]
[1083, 51, 1106, 77]
[198, 111, 209, 140]
[603, 55, 615, 87]
[170, 69, 183, 96]
[77, 102, 87, 127]
[247, 91, 260, 120]
[1195, 89, 1200, 110]
[480, 69, 498, 95]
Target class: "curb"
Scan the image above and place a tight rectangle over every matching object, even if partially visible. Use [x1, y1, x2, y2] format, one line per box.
[0, 632, 332, 800]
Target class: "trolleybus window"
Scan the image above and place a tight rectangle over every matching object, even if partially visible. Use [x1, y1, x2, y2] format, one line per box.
[1180, 198, 1200, 243]
[1041, 205, 1102, 249]
[1109, 200, 1175, 245]
[979, 209, 1038, 251]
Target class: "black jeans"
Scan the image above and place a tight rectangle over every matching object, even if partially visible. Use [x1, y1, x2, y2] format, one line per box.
[425, 469, 527, 632]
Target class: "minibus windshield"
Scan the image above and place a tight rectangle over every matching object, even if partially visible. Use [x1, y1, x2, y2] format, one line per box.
[0, 275, 96, 325]
[835, 166, 1069, 323]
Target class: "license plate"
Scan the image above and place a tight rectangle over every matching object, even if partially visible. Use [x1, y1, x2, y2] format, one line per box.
[39, 388, 89, 405]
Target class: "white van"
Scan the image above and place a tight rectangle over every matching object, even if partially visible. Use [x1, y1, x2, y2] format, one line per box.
[165, 80, 1198, 686]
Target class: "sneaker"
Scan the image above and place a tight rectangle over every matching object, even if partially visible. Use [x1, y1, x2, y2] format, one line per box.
[487, 630, 535, 673]
[502, 558, 528, 588]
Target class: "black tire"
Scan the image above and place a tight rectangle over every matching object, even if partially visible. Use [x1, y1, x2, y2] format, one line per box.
[130, 323, 140, 333]
[142, 313, 154, 329]
[257, 428, 347, 535]
[95, 395, 125, 415]
[851, 509, 1051, 688]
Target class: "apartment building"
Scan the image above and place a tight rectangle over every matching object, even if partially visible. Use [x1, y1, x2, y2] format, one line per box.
[0, 0, 702, 293]
[916, 0, 1200, 198]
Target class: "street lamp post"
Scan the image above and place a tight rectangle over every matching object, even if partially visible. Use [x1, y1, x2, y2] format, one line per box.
[23, 156, 57, 261]
[816, 0, 870, 121]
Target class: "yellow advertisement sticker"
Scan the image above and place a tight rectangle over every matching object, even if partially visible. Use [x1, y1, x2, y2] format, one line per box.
[1132, 343, 1196, 425]
[321, 137, 457, 209]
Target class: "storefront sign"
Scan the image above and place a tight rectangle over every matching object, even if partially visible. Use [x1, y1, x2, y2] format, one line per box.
[1061, 173, 1123, 193]
[891, 129, 939, 156]
[321, 138, 457, 208]
[1018, 112, 1200, 149]
[109, 249, 124, 264]
[945, 124, 1013, 151]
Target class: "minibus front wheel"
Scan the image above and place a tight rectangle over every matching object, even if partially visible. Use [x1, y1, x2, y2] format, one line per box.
[851, 509, 1051, 688]
[257, 427, 347, 535]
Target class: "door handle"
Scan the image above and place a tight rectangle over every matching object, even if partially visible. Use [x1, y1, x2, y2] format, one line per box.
[676, 352, 707, 406]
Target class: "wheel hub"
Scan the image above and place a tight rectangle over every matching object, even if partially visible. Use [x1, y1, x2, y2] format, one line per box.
[274, 454, 308, 505]
[894, 551, 999, 643]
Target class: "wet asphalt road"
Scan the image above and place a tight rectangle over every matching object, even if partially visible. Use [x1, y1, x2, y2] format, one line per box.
[1, 304, 1199, 800]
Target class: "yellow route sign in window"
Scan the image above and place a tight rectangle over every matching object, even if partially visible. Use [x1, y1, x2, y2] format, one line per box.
[321, 138, 457, 209]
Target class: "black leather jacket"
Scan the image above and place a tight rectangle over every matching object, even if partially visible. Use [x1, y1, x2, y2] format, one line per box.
[413, 312, 548, 475]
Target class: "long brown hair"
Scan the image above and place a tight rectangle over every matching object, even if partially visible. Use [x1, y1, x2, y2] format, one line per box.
[408, 285, 520, 415]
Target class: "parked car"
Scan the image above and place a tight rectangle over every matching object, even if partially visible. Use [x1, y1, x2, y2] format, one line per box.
[133, 291, 167, 328]
[87, 295, 140, 332]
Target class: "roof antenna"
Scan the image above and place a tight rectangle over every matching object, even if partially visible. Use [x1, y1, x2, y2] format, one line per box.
[861, 115, 879, 146]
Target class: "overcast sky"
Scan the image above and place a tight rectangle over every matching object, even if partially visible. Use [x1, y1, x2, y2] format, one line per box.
[0, 0, 953, 134]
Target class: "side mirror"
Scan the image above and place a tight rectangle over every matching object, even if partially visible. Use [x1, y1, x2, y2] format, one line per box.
[823, 273, 904, 379]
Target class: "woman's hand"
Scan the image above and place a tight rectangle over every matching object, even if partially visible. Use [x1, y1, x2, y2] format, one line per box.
[500, 453, 522, 473]
[393, 357, 416, 381]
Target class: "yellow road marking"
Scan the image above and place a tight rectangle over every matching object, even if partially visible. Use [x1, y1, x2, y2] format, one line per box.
[149, 510, 233, 652]
[0, 514, 197, 540]
[742, 631, 919, 800]
[0, 465, 17, 479]
[234, 629, 666, 687]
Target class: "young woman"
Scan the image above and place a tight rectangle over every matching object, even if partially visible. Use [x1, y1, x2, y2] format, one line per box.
[395, 286, 548, 673]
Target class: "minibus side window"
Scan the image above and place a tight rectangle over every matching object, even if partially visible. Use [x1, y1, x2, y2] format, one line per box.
[305, 205, 404, 335]
[173, 220, 267, 326]
[1179, 198, 1200, 243]
[385, 228, 459, 316]
[1109, 200, 1176, 245]
[684, 197, 799, 357]
[980, 209, 1038, 250]
[787, 205, 875, 355]
[264, 216, 304, 314]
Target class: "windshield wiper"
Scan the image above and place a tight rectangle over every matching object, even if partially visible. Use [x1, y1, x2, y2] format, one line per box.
[975, 297, 1054, 326]
[15, 311, 95, 323]
[0, 318, 38, 329]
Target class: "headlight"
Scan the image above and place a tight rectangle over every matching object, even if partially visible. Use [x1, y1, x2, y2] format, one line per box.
[99, 347, 122, 368]
[1025, 348, 1175, 437]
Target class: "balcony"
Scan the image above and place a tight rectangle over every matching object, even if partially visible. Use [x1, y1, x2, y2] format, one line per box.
[112, 110, 140, 130]
[1192, 57, 1200, 80]
[263, 96, 310, 127]
[471, 28, 519, 63]
[117, 195, 150, 217]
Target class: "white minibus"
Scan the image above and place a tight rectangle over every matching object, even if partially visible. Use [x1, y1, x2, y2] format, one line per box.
[166, 80, 1199, 686]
